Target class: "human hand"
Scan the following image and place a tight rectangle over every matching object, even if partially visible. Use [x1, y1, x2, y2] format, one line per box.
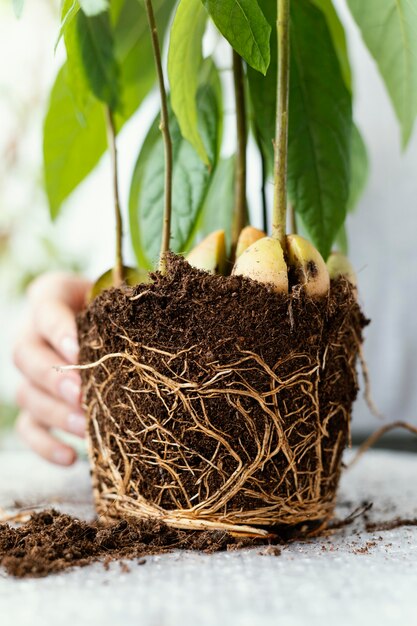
[13, 272, 92, 465]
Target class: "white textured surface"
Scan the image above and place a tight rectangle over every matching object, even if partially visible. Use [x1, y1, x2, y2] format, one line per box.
[1, 449, 417, 626]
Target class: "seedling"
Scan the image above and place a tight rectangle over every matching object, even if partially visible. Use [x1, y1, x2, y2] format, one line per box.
[30, 0, 417, 537]
[186, 230, 227, 274]
[235, 226, 265, 259]
[327, 252, 357, 288]
[286, 235, 330, 298]
[232, 237, 288, 293]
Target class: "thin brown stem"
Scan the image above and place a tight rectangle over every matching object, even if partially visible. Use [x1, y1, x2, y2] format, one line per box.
[105, 107, 124, 287]
[272, 0, 290, 249]
[231, 50, 247, 257]
[144, 0, 173, 272]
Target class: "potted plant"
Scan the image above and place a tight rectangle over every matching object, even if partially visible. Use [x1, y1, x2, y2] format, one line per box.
[38, 0, 417, 538]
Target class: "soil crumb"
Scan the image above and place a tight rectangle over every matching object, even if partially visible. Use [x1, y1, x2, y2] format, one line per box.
[260, 546, 282, 556]
[0, 509, 269, 579]
[352, 541, 377, 555]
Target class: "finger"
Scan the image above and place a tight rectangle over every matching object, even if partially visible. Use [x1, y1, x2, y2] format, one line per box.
[13, 334, 81, 408]
[16, 411, 77, 466]
[28, 272, 91, 312]
[16, 382, 86, 438]
[31, 299, 80, 364]
[28, 274, 92, 364]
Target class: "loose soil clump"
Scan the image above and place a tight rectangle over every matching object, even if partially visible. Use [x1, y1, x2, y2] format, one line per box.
[3, 503, 415, 578]
[0, 509, 267, 578]
[77, 254, 367, 535]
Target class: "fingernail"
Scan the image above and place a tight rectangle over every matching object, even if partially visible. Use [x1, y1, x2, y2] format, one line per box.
[67, 412, 86, 437]
[52, 448, 74, 465]
[59, 378, 81, 407]
[61, 336, 79, 363]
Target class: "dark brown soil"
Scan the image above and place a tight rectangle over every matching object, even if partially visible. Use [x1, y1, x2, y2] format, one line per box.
[77, 254, 368, 530]
[0, 509, 268, 578]
[3, 502, 416, 578]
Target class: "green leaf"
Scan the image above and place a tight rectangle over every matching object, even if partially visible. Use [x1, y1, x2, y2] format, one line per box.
[347, 0, 417, 147]
[109, 0, 125, 23]
[288, 0, 352, 259]
[74, 11, 120, 110]
[248, 0, 352, 259]
[248, 0, 352, 173]
[348, 125, 369, 212]
[112, 0, 171, 122]
[79, 0, 109, 16]
[198, 156, 236, 252]
[201, 0, 271, 74]
[63, 8, 92, 112]
[129, 86, 221, 267]
[56, 0, 80, 51]
[246, 0, 276, 173]
[128, 118, 161, 270]
[44, 0, 173, 219]
[12, 0, 24, 18]
[43, 67, 107, 220]
[335, 224, 348, 255]
[310, 0, 352, 90]
[196, 59, 223, 165]
[168, 0, 209, 164]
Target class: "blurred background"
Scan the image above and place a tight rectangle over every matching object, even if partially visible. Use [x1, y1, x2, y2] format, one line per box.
[1, 0, 416, 449]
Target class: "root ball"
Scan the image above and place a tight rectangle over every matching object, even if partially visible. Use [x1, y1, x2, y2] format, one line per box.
[77, 254, 368, 536]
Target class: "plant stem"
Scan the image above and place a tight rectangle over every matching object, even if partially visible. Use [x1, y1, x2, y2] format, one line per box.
[258, 138, 268, 233]
[272, 0, 290, 249]
[105, 107, 124, 287]
[231, 50, 247, 255]
[144, 0, 173, 272]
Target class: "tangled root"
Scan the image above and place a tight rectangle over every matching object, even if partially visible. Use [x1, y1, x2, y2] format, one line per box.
[77, 255, 367, 537]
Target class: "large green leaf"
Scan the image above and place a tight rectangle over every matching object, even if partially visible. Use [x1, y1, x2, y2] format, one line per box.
[79, 0, 109, 15]
[201, 0, 271, 74]
[348, 125, 369, 212]
[129, 85, 222, 267]
[43, 67, 107, 220]
[248, 0, 352, 172]
[56, 0, 80, 51]
[196, 59, 223, 164]
[63, 5, 92, 113]
[168, 0, 209, 164]
[112, 0, 171, 123]
[109, 0, 125, 23]
[248, 0, 352, 259]
[311, 0, 351, 90]
[198, 156, 236, 252]
[333, 126, 369, 254]
[44, 0, 173, 218]
[246, 0, 276, 174]
[335, 224, 348, 255]
[347, 0, 417, 147]
[73, 11, 120, 110]
[288, 0, 352, 259]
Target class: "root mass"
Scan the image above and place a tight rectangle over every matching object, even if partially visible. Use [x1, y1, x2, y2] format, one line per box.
[77, 255, 367, 535]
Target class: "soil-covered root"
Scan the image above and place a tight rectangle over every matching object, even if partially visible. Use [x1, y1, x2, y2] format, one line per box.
[77, 254, 368, 537]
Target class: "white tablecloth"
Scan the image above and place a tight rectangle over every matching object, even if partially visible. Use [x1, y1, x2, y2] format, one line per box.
[1, 448, 416, 626]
